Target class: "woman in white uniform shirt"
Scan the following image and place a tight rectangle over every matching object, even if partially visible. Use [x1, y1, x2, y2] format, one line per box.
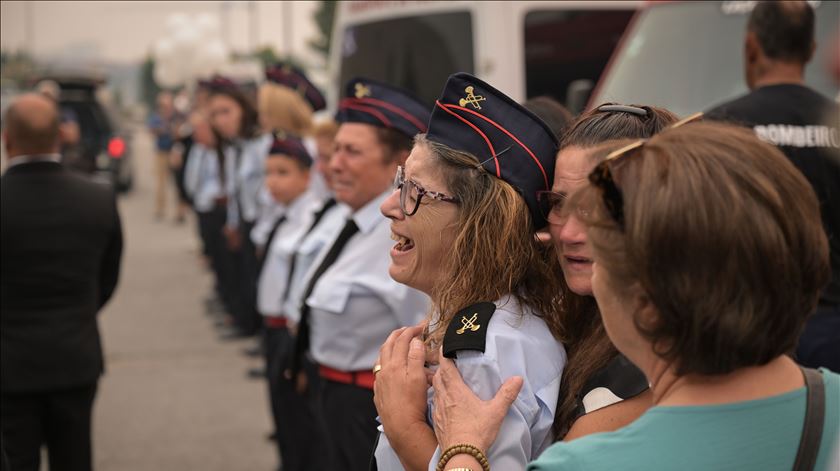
[291, 78, 432, 470]
[207, 76, 268, 338]
[373, 73, 566, 471]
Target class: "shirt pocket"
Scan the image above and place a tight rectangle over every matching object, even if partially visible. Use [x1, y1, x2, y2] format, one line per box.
[307, 280, 353, 315]
[297, 231, 327, 258]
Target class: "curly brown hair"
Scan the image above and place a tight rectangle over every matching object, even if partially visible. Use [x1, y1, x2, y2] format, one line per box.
[414, 134, 565, 346]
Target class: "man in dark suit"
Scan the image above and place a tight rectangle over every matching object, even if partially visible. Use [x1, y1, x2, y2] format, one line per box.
[1, 94, 123, 471]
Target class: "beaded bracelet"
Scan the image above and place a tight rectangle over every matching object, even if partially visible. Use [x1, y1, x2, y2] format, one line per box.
[435, 443, 490, 471]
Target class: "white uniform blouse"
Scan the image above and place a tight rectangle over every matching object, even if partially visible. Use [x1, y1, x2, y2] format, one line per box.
[224, 134, 271, 226]
[250, 194, 285, 249]
[282, 198, 348, 326]
[256, 190, 323, 317]
[301, 190, 430, 372]
[183, 143, 223, 213]
[374, 295, 566, 470]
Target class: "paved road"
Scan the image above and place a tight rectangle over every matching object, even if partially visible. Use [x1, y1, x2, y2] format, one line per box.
[92, 128, 275, 470]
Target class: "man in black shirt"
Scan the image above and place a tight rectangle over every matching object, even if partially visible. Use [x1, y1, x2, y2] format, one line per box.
[707, 1, 839, 372]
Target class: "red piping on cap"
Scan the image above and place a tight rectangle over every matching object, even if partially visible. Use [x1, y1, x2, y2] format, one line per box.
[272, 72, 311, 96]
[445, 104, 549, 190]
[435, 100, 500, 178]
[339, 100, 392, 128]
[349, 97, 428, 132]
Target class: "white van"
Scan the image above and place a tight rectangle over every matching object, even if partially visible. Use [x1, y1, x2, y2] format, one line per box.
[328, 1, 642, 112]
[590, 0, 839, 116]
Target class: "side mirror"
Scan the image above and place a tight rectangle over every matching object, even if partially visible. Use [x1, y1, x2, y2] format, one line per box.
[566, 79, 595, 115]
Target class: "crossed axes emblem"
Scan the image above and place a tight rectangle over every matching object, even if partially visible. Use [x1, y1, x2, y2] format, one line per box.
[355, 83, 371, 99]
[456, 313, 481, 335]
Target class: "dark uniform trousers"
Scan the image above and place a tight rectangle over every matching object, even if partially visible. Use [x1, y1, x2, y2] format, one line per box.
[236, 220, 261, 335]
[267, 328, 332, 471]
[321, 380, 378, 471]
[1, 382, 98, 471]
[197, 202, 240, 315]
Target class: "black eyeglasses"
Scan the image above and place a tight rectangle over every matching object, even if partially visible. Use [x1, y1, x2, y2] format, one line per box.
[393, 165, 459, 216]
[589, 112, 704, 229]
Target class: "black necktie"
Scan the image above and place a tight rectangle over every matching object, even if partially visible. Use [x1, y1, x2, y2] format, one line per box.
[232, 143, 244, 223]
[279, 198, 338, 306]
[307, 198, 337, 233]
[257, 215, 287, 275]
[290, 218, 359, 374]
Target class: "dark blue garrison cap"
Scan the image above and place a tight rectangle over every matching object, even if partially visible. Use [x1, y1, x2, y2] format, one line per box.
[203, 75, 239, 93]
[265, 63, 326, 112]
[427, 72, 559, 229]
[268, 131, 312, 168]
[336, 77, 431, 139]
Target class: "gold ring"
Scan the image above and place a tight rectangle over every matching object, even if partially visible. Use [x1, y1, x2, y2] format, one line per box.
[372, 364, 382, 374]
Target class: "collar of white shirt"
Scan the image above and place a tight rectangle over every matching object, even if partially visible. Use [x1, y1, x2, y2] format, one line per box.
[7, 153, 62, 169]
[350, 189, 391, 235]
[286, 188, 321, 221]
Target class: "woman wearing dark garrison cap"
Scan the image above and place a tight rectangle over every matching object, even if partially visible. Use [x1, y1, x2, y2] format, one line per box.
[373, 73, 566, 471]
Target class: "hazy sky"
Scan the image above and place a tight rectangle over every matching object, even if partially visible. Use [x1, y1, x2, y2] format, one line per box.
[0, 1, 322, 66]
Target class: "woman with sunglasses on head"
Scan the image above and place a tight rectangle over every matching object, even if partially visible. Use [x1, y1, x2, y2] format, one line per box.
[541, 104, 678, 440]
[373, 73, 566, 471]
[433, 120, 840, 471]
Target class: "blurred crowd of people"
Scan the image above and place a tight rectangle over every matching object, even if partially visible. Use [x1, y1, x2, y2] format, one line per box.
[2, 1, 839, 471]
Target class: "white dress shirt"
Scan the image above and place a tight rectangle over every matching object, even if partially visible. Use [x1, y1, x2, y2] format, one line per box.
[374, 295, 567, 471]
[301, 190, 430, 372]
[7, 154, 62, 169]
[250, 195, 286, 248]
[282, 199, 348, 325]
[225, 134, 271, 226]
[256, 189, 322, 317]
[183, 144, 224, 213]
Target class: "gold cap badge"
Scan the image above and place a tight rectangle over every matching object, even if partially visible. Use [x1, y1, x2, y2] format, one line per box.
[459, 86, 486, 110]
[355, 83, 371, 99]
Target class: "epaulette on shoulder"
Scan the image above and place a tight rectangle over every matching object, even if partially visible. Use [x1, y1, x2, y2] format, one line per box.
[442, 301, 496, 359]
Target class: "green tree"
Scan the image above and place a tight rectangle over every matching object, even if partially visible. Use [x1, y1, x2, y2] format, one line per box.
[309, 1, 337, 58]
[242, 45, 305, 70]
[0, 50, 40, 88]
[250, 46, 279, 67]
[139, 55, 160, 111]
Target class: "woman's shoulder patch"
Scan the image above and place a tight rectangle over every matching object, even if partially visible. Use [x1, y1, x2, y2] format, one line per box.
[442, 302, 496, 359]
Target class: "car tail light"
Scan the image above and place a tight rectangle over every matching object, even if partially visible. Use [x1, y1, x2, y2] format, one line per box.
[108, 137, 125, 159]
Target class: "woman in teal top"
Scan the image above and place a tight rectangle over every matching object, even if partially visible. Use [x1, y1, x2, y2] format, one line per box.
[427, 120, 839, 471]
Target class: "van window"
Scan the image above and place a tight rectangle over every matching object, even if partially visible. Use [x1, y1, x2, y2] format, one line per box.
[339, 11, 474, 107]
[591, 1, 839, 116]
[524, 9, 634, 109]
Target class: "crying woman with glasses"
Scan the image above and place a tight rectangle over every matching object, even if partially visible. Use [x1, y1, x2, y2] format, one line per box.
[372, 73, 566, 471]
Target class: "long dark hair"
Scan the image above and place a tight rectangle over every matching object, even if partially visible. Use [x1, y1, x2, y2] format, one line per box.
[209, 86, 261, 141]
[553, 103, 678, 439]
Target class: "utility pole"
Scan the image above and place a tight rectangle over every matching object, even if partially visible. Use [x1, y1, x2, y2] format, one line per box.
[220, 1, 231, 52]
[24, 2, 34, 56]
[282, 1, 293, 58]
[249, 1, 259, 53]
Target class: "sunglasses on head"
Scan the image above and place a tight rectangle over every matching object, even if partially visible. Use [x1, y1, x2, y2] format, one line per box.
[588, 112, 704, 230]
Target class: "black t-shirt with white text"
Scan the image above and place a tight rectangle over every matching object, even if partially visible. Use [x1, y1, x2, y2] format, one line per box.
[707, 84, 840, 305]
